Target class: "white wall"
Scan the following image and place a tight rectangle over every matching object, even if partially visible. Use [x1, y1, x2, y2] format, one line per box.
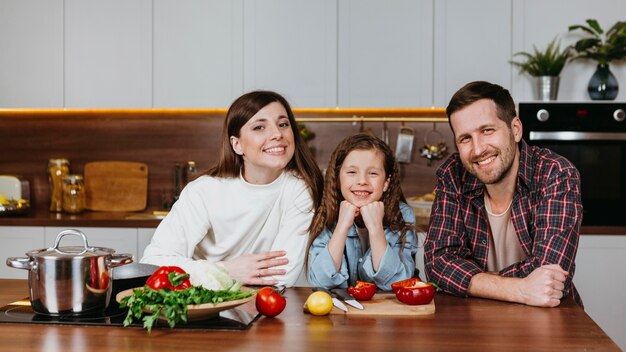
[1, 0, 625, 108]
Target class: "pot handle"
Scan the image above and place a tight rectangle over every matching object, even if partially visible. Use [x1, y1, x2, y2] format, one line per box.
[6, 257, 35, 270]
[52, 229, 90, 254]
[108, 253, 134, 268]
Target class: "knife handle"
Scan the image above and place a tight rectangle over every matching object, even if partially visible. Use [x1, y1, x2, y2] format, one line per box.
[312, 287, 336, 298]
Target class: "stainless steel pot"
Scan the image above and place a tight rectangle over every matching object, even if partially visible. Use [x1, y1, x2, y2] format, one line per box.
[6, 229, 133, 315]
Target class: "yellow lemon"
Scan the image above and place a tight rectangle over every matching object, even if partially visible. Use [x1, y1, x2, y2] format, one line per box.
[305, 291, 333, 316]
[0, 193, 8, 205]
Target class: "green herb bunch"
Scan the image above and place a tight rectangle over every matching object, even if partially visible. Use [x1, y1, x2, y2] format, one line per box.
[120, 285, 257, 332]
[569, 19, 626, 65]
[510, 37, 571, 77]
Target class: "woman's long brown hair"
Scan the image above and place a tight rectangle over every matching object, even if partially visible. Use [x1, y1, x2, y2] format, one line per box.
[306, 133, 414, 270]
[207, 90, 323, 209]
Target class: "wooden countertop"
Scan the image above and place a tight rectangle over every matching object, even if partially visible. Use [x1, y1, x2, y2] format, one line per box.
[0, 279, 619, 351]
[1, 209, 625, 234]
[0, 207, 162, 228]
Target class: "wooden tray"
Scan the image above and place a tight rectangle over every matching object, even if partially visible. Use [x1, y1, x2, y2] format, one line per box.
[84, 161, 148, 212]
[329, 292, 435, 316]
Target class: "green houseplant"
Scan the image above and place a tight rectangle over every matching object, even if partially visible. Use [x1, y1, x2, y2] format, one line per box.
[569, 19, 626, 100]
[510, 37, 571, 100]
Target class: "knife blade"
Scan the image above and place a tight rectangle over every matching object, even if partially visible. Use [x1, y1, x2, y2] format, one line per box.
[331, 288, 364, 310]
[312, 287, 348, 312]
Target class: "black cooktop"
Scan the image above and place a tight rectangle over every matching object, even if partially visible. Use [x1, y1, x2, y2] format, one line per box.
[0, 297, 259, 330]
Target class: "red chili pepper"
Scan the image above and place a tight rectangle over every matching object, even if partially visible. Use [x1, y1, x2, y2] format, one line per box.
[347, 281, 376, 301]
[394, 281, 435, 305]
[146, 266, 191, 291]
[390, 277, 422, 293]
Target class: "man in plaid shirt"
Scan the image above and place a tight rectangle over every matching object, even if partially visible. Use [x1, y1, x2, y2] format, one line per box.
[424, 81, 583, 307]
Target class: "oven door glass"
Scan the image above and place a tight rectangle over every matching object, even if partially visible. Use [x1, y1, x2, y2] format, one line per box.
[536, 141, 625, 226]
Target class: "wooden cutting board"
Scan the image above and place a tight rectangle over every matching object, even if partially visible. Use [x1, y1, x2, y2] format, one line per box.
[84, 161, 148, 212]
[329, 292, 435, 316]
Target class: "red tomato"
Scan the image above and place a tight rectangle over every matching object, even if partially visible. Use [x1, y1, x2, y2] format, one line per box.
[395, 281, 435, 305]
[347, 281, 376, 301]
[390, 277, 422, 293]
[255, 286, 286, 318]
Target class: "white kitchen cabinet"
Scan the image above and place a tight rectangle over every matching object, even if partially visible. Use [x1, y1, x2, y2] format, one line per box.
[137, 227, 157, 261]
[0, 0, 63, 108]
[64, 0, 153, 108]
[0, 227, 45, 279]
[511, 0, 626, 102]
[338, 0, 433, 107]
[153, 0, 243, 108]
[2, 1, 626, 108]
[433, 0, 513, 107]
[574, 235, 626, 350]
[243, 0, 337, 107]
[1, 226, 157, 279]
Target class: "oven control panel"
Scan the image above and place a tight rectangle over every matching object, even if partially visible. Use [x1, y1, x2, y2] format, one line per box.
[519, 102, 626, 132]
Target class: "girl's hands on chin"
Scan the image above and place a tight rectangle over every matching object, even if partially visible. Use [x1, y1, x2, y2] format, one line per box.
[359, 201, 385, 232]
[220, 250, 289, 286]
[337, 200, 359, 231]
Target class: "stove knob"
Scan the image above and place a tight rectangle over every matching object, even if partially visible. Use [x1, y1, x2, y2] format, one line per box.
[536, 109, 550, 122]
[614, 109, 625, 122]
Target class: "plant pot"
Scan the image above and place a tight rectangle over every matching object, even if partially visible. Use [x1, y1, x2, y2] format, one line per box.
[535, 76, 560, 101]
[588, 63, 618, 100]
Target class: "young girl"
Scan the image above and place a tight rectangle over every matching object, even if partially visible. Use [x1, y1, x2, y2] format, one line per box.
[141, 90, 323, 288]
[307, 133, 417, 291]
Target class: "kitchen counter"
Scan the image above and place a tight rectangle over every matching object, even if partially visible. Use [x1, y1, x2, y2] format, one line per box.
[0, 207, 163, 228]
[0, 279, 619, 351]
[1, 209, 625, 234]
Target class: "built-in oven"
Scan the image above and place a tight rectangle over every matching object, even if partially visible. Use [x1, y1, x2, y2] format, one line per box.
[518, 102, 626, 226]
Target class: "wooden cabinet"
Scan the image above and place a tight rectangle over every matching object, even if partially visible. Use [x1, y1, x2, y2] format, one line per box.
[574, 235, 626, 350]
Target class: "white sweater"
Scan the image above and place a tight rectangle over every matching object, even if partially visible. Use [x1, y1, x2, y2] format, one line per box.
[141, 171, 314, 287]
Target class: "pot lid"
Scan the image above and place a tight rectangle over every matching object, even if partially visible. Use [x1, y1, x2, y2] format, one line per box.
[27, 229, 115, 259]
[28, 246, 115, 259]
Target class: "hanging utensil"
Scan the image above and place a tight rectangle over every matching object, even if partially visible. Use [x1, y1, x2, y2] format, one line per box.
[382, 121, 389, 145]
[420, 124, 448, 166]
[395, 125, 415, 163]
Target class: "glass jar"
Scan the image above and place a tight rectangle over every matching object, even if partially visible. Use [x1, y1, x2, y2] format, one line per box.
[48, 158, 70, 212]
[62, 174, 85, 214]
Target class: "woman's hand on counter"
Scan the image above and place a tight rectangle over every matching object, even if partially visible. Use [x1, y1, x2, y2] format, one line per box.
[220, 250, 289, 285]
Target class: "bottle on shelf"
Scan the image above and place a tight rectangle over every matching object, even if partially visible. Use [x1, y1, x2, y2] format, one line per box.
[48, 158, 70, 212]
[62, 174, 85, 214]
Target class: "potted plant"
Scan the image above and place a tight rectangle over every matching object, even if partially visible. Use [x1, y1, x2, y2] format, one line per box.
[569, 19, 626, 100]
[510, 37, 571, 101]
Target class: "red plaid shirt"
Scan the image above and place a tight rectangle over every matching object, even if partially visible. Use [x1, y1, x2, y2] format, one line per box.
[424, 140, 583, 305]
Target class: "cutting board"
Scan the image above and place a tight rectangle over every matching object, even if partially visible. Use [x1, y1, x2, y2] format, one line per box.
[329, 292, 435, 316]
[84, 161, 148, 212]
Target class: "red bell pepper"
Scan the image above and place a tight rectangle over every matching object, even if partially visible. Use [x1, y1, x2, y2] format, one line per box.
[146, 266, 191, 291]
[394, 281, 435, 305]
[390, 277, 422, 293]
[347, 281, 376, 301]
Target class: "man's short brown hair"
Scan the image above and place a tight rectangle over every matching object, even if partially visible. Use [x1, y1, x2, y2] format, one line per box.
[446, 81, 517, 129]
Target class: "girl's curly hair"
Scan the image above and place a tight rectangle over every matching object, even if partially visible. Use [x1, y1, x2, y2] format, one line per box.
[306, 133, 414, 269]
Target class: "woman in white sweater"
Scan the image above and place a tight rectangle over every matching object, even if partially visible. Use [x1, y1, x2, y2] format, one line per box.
[141, 91, 323, 287]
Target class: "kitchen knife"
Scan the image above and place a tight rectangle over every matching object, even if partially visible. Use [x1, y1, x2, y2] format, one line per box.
[312, 287, 348, 312]
[331, 288, 364, 310]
